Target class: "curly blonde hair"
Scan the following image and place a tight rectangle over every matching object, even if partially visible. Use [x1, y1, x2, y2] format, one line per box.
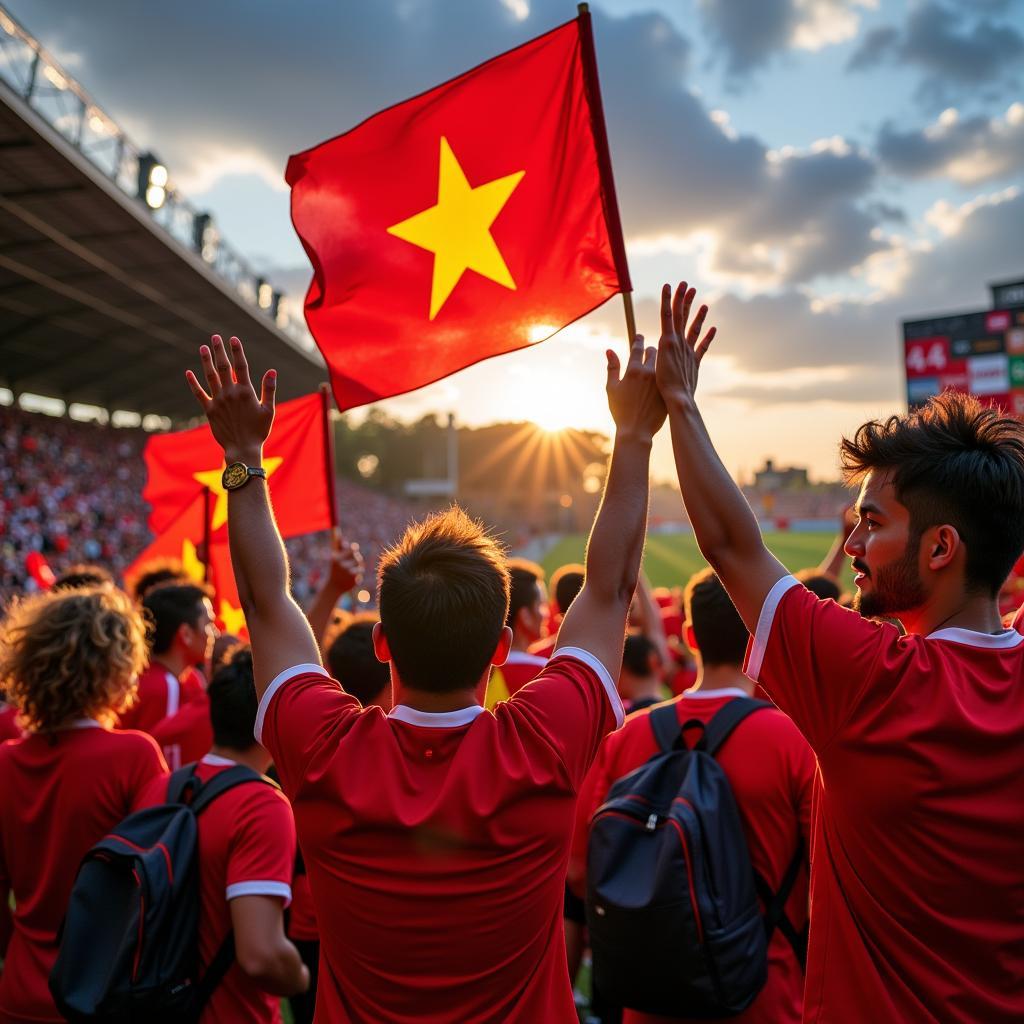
[0, 586, 148, 732]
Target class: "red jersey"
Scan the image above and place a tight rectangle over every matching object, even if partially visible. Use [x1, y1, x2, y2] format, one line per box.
[119, 661, 205, 734]
[0, 704, 20, 743]
[150, 690, 214, 771]
[571, 690, 813, 1024]
[0, 722, 166, 1023]
[257, 647, 623, 1024]
[483, 649, 547, 707]
[746, 576, 1024, 1023]
[287, 869, 319, 943]
[136, 755, 296, 1024]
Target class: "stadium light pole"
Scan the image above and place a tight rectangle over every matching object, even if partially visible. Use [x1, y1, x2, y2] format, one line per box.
[136, 152, 167, 209]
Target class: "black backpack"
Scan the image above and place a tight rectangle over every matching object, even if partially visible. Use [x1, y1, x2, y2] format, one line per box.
[50, 762, 277, 1023]
[586, 698, 806, 1019]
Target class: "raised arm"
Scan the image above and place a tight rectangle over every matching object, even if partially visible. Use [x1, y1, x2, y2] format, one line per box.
[655, 283, 787, 633]
[186, 335, 321, 697]
[305, 534, 364, 646]
[555, 335, 665, 678]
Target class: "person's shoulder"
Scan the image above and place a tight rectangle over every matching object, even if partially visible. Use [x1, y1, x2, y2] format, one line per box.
[103, 725, 165, 761]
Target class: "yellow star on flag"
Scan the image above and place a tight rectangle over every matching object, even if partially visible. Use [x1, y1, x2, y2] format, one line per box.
[180, 538, 206, 585]
[193, 458, 284, 531]
[387, 136, 525, 320]
[219, 599, 247, 635]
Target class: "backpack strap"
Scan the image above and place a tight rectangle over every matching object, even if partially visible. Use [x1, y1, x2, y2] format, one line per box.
[649, 702, 684, 753]
[754, 842, 808, 970]
[188, 764, 280, 816]
[702, 698, 772, 757]
[166, 763, 202, 805]
[195, 933, 237, 1011]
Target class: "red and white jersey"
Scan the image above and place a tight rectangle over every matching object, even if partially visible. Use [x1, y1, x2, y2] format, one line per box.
[0, 704, 20, 743]
[483, 649, 548, 707]
[118, 662, 205, 734]
[257, 647, 623, 1024]
[0, 722, 166, 1023]
[150, 690, 213, 771]
[136, 755, 296, 1024]
[571, 690, 814, 1024]
[746, 576, 1024, 1023]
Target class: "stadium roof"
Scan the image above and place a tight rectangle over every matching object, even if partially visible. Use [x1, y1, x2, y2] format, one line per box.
[0, 7, 324, 423]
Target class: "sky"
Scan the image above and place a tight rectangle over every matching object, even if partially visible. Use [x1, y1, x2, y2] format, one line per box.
[9, 0, 1024, 483]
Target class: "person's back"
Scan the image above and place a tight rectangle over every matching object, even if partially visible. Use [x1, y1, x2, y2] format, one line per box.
[183, 330, 662, 1022]
[135, 645, 305, 1024]
[571, 569, 813, 1024]
[0, 587, 165, 1023]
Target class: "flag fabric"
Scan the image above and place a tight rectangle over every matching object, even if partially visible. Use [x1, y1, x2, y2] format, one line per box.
[122, 493, 207, 596]
[207, 540, 247, 637]
[143, 392, 334, 540]
[287, 12, 630, 411]
[24, 552, 56, 591]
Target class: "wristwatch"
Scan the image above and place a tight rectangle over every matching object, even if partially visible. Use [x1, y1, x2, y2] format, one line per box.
[221, 462, 267, 491]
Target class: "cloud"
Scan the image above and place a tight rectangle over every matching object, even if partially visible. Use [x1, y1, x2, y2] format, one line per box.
[7, 0, 892, 291]
[847, 2, 1024, 108]
[878, 103, 1024, 186]
[696, 0, 877, 78]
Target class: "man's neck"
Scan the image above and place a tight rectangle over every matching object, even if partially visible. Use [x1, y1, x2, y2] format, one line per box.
[689, 662, 754, 695]
[391, 682, 481, 713]
[208, 743, 272, 775]
[154, 651, 190, 680]
[625, 676, 662, 702]
[898, 591, 1005, 637]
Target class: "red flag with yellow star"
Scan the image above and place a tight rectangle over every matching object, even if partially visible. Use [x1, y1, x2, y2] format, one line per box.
[287, 10, 630, 410]
[143, 391, 334, 538]
[122, 492, 208, 595]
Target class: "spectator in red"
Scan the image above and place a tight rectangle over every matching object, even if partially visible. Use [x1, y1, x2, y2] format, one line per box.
[136, 645, 308, 1022]
[656, 281, 1024, 1022]
[0, 586, 166, 1023]
[484, 558, 549, 707]
[183, 331, 661, 1022]
[570, 569, 813, 1024]
[529, 562, 584, 660]
[617, 633, 666, 714]
[120, 583, 218, 739]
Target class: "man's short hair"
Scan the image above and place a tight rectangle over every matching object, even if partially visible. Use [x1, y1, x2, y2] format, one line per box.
[550, 563, 585, 616]
[506, 558, 545, 630]
[142, 583, 210, 655]
[53, 563, 114, 592]
[622, 633, 658, 677]
[131, 560, 188, 601]
[326, 615, 390, 707]
[208, 645, 258, 750]
[794, 569, 840, 602]
[840, 390, 1024, 595]
[683, 568, 748, 667]
[378, 507, 510, 693]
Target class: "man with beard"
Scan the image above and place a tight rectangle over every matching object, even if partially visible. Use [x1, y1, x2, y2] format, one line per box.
[655, 281, 1024, 1024]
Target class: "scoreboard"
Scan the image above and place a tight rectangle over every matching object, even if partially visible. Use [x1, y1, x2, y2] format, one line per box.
[903, 298, 1024, 415]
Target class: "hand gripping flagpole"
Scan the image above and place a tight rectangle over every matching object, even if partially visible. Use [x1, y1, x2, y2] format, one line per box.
[576, 1, 636, 342]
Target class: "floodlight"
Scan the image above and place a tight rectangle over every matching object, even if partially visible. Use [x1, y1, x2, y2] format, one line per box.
[193, 212, 219, 262]
[256, 279, 273, 310]
[137, 152, 167, 209]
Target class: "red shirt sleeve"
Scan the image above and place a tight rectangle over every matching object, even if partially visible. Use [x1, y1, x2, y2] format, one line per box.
[224, 787, 297, 905]
[124, 732, 170, 811]
[504, 647, 624, 794]
[744, 576, 909, 751]
[255, 663, 361, 797]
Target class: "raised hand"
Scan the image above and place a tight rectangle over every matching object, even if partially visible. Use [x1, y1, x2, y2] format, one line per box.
[329, 533, 364, 594]
[605, 334, 667, 442]
[655, 282, 717, 407]
[186, 334, 276, 464]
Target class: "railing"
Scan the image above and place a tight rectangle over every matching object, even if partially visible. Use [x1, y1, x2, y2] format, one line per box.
[0, 5, 312, 347]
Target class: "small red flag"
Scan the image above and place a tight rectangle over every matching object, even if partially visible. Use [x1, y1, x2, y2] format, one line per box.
[143, 392, 334, 540]
[287, 12, 630, 410]
[25, 552, 56, 591]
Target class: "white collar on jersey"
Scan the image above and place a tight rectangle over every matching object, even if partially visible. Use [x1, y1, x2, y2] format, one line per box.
[926, 626, 1024, 648]
[201, 753, 237, 766]
[388, 704, 486, 728]
[682, 687, 753, 699]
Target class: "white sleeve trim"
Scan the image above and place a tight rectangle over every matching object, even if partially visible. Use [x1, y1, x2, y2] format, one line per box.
[226, 880, 292, 906]
[254, 663, 329, 745]
[550, 646, 625, 729]
[746, 575, 799, 682]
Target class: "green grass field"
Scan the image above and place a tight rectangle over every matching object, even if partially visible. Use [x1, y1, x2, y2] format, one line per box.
[541, 530, 853, 591]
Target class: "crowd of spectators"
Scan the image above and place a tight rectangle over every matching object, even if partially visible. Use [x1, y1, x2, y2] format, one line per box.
[0, 405, 422, 607]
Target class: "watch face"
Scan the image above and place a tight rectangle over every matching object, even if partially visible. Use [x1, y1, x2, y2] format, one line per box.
[222, 463, 249, 490]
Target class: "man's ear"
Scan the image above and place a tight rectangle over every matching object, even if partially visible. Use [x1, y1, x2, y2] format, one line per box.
[683, 622, 698, 654]
[491, 626, 513, 667]
[371, 621, 391, 665]
[925, 524, 961, 573]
